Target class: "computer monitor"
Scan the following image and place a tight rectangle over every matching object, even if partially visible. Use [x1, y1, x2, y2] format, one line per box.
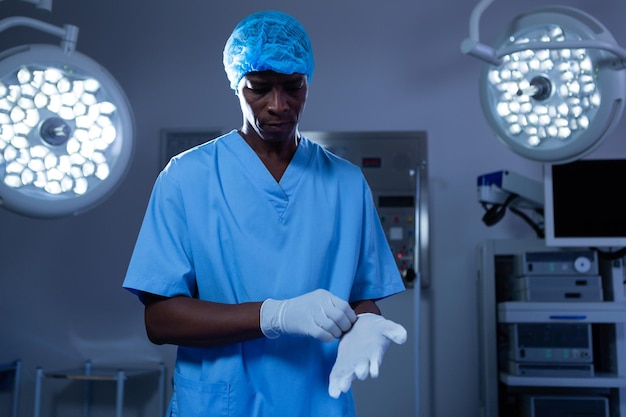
[544, 158, 626, 248]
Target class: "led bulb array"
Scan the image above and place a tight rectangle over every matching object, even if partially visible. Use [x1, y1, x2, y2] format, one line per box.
[0, 64, 118, 196]
[486, 24, 600, 148]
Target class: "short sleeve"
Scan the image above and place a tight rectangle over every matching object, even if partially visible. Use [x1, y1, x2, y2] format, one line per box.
[122, 162, 197, 301]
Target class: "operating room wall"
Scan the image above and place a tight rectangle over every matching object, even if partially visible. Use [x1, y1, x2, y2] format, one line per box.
[2, 1, 626, 416]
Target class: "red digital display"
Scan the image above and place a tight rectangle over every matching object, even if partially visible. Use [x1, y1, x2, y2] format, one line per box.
[362, 157, 381, 168]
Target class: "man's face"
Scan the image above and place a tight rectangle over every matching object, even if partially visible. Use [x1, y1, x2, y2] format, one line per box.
[238, 71, 308, 143]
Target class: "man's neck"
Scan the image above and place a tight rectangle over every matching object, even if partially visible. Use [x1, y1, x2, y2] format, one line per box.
[237, 129, 299, 182]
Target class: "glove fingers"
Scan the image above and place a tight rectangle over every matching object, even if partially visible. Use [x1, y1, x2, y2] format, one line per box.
[338, 373, 355, 394]
[315, 294, 356, 339]
[328, 383, 341, 399]
[329, 370, 355, 398]
[354, 362, 369, 380]
[369, 357, 381, 379]
[315, 314, 347, 339]
[325, 308, 355, 333]
[383, 321, 408, 345]
[328, 294, 357, 327]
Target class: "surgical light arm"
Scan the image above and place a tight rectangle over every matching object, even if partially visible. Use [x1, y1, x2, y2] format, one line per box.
[477, 170, 545, 235]
[460, 0, 626, 68]
[478, 170, 543, 208]
[0, 16, 78, 54]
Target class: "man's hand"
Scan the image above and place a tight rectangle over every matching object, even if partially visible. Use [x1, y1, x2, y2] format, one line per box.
[328, 313, 407, 398]
[260, 289, 357, 342]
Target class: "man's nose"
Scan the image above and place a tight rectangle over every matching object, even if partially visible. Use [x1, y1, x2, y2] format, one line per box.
[268, 88, 289, 112]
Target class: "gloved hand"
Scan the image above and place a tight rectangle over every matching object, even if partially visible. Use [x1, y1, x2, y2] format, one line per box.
[328, 313, 407, 399]
[260, 289, 357, 342]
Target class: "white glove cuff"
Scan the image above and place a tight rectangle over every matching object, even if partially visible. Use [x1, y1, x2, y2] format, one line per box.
[260, 298, 283, 339]
[352, 312, 378, 327]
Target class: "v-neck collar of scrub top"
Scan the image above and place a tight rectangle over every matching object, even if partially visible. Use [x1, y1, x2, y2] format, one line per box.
[223, 130, 313, 220]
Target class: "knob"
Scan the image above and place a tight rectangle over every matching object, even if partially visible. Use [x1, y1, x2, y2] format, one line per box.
[574, 256, 592, 274]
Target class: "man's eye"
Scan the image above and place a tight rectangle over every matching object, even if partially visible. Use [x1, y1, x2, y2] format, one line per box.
[285, 82, 304, 91]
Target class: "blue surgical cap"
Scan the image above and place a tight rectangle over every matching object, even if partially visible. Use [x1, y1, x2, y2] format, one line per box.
[223, 10, 314, 91]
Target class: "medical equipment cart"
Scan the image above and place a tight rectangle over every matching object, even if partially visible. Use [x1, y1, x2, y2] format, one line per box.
[477, 238, 626, 417]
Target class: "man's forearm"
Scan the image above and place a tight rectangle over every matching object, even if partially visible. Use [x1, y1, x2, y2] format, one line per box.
[144, 294, 264, 347]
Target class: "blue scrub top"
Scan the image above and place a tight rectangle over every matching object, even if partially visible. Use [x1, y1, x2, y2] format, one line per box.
[123, 130, 405, 417]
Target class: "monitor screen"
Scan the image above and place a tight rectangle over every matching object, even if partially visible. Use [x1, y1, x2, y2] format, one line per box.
[544, 158, 626, 248]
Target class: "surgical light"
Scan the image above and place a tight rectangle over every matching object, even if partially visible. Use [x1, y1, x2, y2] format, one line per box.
[0, 16, 134, 217]
[461, 0, 626, 163]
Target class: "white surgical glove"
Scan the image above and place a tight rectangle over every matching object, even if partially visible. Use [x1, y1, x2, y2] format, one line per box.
[260, 289, 357, 342]
[328, 313, 407, 399]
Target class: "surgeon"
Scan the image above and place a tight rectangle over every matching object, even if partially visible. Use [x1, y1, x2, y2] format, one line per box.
[123, 10, 407, 417]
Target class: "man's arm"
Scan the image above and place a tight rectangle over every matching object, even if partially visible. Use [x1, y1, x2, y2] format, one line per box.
[143, 293, 264, 347]
[143, 290, 361, 347]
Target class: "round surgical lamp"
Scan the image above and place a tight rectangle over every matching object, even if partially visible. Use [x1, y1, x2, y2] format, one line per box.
[0, 17, 134, 217]
[461, 1, 626, 164]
